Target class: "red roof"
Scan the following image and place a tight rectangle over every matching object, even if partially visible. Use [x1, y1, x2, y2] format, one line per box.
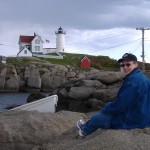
[19, 35, 35, 43]
[81, 56, 90, 62]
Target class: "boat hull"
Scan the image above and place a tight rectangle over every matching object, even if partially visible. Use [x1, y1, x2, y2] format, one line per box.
[11, 95, 58, 113]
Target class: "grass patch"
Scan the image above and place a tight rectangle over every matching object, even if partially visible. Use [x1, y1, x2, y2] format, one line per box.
[5, 52, 120, 71]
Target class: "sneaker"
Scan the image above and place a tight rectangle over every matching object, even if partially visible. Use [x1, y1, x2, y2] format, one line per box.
[77, 119, 86, 138]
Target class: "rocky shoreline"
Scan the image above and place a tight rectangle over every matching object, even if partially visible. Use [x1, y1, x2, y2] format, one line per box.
[1, 60, 150, 150]
[0, 110, 150, 150]
[1, 61, 150, 113]
[0, 62, 125, 112]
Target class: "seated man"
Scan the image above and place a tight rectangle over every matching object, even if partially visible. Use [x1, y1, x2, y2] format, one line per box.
[77, 53, 150, 137]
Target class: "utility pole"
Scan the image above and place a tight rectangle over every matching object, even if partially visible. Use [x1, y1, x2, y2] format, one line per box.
[136, 27, 150, 70]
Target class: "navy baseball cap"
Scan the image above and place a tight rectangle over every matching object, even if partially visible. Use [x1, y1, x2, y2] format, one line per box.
[118, 53, 137, 63]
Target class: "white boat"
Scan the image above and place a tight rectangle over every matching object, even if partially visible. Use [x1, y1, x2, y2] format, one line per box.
[10, 95, 58, 113]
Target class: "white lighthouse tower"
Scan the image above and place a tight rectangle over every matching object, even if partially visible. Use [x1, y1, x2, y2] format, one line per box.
[55, 26, 66, 52]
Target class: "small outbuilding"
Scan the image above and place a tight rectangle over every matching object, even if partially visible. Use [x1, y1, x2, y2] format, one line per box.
[17, 47, 32, 57]
[80, 56, 90, 69]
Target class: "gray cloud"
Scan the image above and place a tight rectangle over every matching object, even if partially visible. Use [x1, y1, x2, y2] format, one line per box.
[0, 0, 150, 29]
[0, 0, 150, 61]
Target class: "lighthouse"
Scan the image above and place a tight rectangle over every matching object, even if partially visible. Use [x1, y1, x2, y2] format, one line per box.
[55, 26, 66, 52]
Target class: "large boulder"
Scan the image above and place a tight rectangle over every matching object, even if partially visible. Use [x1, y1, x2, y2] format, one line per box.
[87, 71, 124, 85]
[93, 88, 118, 102]
[79, 80, 104, 88]
[27, 92, 46, 103]
[0, 76, 5, 92]
[24, 65, 41, 91]
[1, 108, 150, 150]
[66, 71, 76, 78]
[41, 71, 53, 91]
[44, 127, 150, 150]
[52, 76, 67, 88]
[0, 110, 84, 150]
[0, 66, 7, 76]
[75, 72, 86, 78]
[51, 65, 68, 76]
[24, 65, 40, 78]
[5, 76, 19, 92]
[27, 77, 41, 89]
[68, 87, 96, 99]
[0, 65, 20, 92]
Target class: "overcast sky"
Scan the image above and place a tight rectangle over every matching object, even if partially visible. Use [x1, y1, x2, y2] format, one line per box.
[0, 0, 150, 62]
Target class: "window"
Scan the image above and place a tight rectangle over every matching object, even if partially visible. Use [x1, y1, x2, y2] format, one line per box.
[35, 39, 40, 44]
[35, 46, 40, 51]
[24, 50, 27, 54]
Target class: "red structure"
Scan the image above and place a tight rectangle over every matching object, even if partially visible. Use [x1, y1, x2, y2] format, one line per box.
[80, 56, 90, 69]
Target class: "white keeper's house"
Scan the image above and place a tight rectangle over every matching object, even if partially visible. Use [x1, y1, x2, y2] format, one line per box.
[17, 27, 66, 58]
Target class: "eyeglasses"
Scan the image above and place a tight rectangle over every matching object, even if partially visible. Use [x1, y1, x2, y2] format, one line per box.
[120, 63, 131, 68]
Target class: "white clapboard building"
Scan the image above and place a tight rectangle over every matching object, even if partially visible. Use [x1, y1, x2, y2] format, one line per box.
[17, 27, 66, 57]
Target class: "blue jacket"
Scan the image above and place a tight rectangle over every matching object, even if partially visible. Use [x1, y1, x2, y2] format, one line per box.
[101, 67, 150, 129]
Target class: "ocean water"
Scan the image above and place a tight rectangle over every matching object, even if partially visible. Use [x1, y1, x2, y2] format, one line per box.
[0, 92, 49, 112]
[0, 93, 30, 112]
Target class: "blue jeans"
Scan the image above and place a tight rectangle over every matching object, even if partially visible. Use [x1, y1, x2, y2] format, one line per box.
[82, 111, 112, 135]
